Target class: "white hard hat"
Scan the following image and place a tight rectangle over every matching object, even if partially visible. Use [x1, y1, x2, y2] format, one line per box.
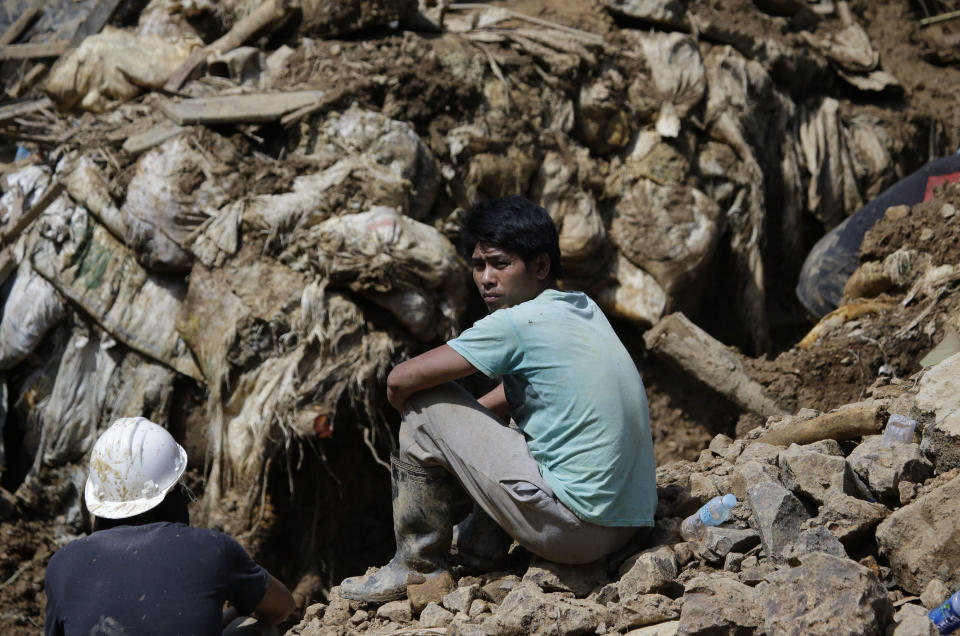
[84, 417, 187, 519]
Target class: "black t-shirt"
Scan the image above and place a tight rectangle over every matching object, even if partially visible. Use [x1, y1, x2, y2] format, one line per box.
[44, 522, 269, 636]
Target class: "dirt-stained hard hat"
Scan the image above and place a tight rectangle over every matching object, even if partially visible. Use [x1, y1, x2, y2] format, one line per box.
[84, 417, 187, 519]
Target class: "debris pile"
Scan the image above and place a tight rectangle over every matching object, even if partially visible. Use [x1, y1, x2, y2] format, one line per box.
[1, 0, 960, 633]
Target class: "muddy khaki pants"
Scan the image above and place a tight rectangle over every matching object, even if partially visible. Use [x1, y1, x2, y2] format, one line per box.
[398, 383, 636, 564]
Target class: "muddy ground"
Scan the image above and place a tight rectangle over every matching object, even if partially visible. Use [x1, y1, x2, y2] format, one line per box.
[2, 0, 960, 633]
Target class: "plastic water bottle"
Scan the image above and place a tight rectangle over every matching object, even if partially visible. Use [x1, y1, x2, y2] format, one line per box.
[881, 413, 917, 446]
[930, 589, 960, 634]
[680, 494, 737, 542]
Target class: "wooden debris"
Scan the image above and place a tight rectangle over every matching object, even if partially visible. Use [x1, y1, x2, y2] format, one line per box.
[0, 41, 69, 60]
[0, 181, 66, 247]
[160, 91, 327, 125]
[69, 0, 126, 47]
[164, 0, 295, 92]
[447, 3, 605, 45]
[920, 9, 960, 27]
[0, 97, 54, 123]
[797, 300, 894, 350]
[0, 7, 42, 46]
[643, 312, 786, 417]
[756, 404, 882, 446]
[122, 123, 186, 155]
[6, 62, 48, 99]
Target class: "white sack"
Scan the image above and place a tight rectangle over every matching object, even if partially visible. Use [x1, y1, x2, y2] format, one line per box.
[0, 262, 67, 370]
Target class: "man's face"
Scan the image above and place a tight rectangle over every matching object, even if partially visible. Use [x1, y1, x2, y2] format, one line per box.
[471, 242, 549, 312]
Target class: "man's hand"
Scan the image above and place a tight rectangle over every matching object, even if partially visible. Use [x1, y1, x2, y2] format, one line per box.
[387, 345, 477, 411]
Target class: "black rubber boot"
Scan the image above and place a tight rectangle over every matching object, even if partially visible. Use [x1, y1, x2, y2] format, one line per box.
[452, 504, 512, 572]
[340, 454, 457, 602]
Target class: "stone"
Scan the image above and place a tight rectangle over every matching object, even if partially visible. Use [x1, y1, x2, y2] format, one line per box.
[443, 584, 481, 615]
[877, 474, 960, 594]
[420, 602, 455, 628]
[349, 609, 368, 624]
[616, 594, 679, 631]
[722, 439, 748, 464]
[806, 492, 889, 546]
[723, 552, 745, 572]
[448, 618, 489, 636]
[408, 572, 456, 616]
[522, 557, 607, 597]
[778, 443, 861, 504]
[730, 460, 780, 501]
[481, 575, 520, 605]
[708, 434, 733, 456]
[747, 481, 811, 558]
[698, 527, 760, 564]
[781, 526, 847, 561]
[848, 436, 933, 500]
[482, 581, 604, 635]
[590, 582, 620, 605]
[617, 546, 681, 600]
[890, 603, 938, 636]
[376, 599, 412, 623]
[468, 598, 490, 618]
[763, 553, 893, 635]
[737, 442, 782, 465]
[740, 560, 777, 586]
[624, 621, 680, 636]
[917, 352, 960, 472]
[322, 588, 352, 626]
[677, 573, 762, 635]
[921, 579, 951, 609]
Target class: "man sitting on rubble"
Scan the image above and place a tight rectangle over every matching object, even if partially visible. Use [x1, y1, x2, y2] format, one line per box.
[44, 417, 296, 635]
[340, 194, 657, 602]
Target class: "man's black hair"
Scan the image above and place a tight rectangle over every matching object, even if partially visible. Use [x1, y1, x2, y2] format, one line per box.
[93, 486, 190, 531]
[461, 195, 563, 279]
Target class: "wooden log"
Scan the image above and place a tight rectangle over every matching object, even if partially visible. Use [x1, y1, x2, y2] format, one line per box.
[0, 96, 52, 122]
[69, 0, 125, 47]
[0, 41, 69, 60]
[159, 90, 327, 125]
[755, 404, 882, 446]
[163, 0, 294, 92]
[0, 181, 66, 246]
[122, 123, 186, 155]
[0, 7, 42, 46]
[643, 312, 785, 417]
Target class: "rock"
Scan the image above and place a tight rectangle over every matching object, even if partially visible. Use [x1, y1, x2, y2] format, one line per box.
[618, 546, 681, 600]
[708, 434, 733, 457]
[778, 443, 861, 504]
[468, 599, 491, 618]
[781, 526, 847, 561]
[747, 481, 811, 558]
[443, 584, 481, 615]
[322, 588, 352, 626]
[624, 621, 680, 636]
[915, 352, 960, 472]
[730, 460, 781, 501]
[763, 553, 893, 635]
[299, 0, 418, 38]
[723, 552, 745, 572]
[877, 474, 960, 594]
[482, 581, 604, 635]
[921, 579, 951, 610]
[522, 557, 608, 597]
[448, 620, 488, 636]
[376, 599, 412, 623]
[349, 609, 368, 624]
[420, 602, 455, 628]
[677, 573, 763, 635]
[0, 487, 17, 521]
[616, 594, 679, 631]
[482, 575, 520, 605]
[408, 572, 456, 616]
[737, 442, 782, 466]
[698, 527, 760, 564]
[848, 436, 933, 500]
[740, 560, 777, 586]
[805, 492, 889, 545]
[890, 603, 938, 636]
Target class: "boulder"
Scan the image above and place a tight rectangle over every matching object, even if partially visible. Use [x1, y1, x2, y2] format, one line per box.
[482, 581, 608, 635]
[763, 553, 893, 635]
[889, 603, 938, 636]
[677, 573, 763, 635]
[847, 436, 933, 500]
[616, 594, 679, 631]
[781, 526, 847, 561]
[522, 557, 608, 597]
[618, 546, 681, 600]
[747, 481, 811, 558]
[916, 352, 960, 472]
[376, 600, 412, 623]
[778, 443, 862, 504]
[698, 527, 760, 564]
[877, 474, 960, 594]
[408, 572, 456, 616]
[805, 492, 889, 546]
[730, 460, 780, 501]
[482, 575, 521, 604]
[419, 602, 455, 628]
[443, 584, 481, 615]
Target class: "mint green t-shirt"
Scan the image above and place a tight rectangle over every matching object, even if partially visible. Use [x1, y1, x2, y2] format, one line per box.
[447, 289, 657, 527]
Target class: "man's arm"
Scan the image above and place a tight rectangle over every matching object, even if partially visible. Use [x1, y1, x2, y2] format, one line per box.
[387, 344, 478, 411]
[252, 574, 296, 624]
[478, 383, 509, 418]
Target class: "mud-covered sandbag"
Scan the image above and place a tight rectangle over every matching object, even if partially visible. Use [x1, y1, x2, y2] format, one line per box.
[30, 209, 202, 381]
[575, 70, 633, 155]
[122, 134, 239, 272]
[298, 105, 441, 218]
[309, 206, 467, 340]
[593, 253, 667, 327]
[58, 154, 127, 241]
[630, 31, 705, 138]
[606, 0, 689, 30]
[44, 27, 201, 112]
[0, 262, 67, 370]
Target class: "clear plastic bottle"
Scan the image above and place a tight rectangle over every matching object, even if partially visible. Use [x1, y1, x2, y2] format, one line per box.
[680, 494, 737, 542]
[881, 413, 917, 446]
[929, 588, 960, 634]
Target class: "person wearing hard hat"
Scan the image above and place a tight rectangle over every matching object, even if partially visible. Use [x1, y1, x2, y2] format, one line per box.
[44, 417, 296, 635]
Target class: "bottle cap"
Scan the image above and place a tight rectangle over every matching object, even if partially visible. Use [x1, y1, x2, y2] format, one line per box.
[721, 494, 737, 508]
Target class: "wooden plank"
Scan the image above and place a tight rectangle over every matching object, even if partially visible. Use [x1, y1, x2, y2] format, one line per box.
[0, 180, 65, 247]
[159, 90, 327, 125]
[756, 405, 881, 447]
[69, 0, 125, 47]
[122, 123, 186, 155]
[0, 41, 69, 60]
[0, 96, 53, 122]
[0, 7, 42, 46]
